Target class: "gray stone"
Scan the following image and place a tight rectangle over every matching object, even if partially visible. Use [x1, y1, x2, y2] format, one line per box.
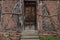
[21, 30, 39, 40]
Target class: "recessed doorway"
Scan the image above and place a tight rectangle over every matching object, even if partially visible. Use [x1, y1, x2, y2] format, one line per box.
[24, 1, 37, 30]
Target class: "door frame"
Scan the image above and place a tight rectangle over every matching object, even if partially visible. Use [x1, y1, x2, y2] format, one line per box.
[23, 0, 38, 30]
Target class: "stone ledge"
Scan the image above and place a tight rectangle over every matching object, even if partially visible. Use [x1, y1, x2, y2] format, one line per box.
[39, 33, 58, 37]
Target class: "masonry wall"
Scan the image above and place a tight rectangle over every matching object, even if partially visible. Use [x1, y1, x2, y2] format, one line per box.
[0, 0, 21, 40]
[37, 1, 60, 37]
[0, 0, 60, 40]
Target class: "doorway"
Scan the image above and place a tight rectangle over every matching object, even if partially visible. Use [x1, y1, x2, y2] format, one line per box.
[24, 1, 37, 30]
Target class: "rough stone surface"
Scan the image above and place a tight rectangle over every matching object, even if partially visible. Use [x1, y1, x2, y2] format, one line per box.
[21, 30, 39, 40]
[37, 1, 59, 35]
[0, 32, 21, 40]
[0, 0, 60, 38]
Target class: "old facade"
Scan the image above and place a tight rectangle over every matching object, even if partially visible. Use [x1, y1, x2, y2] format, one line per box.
[0, 0, 60, 40]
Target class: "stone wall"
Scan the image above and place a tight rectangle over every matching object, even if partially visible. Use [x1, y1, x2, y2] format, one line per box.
[0, 31, 21, 40]
[0, 0, 21, 40]
[37, 1, 60, 36]
[0, 0, 60, 39]
[0, 13, 21, 40]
